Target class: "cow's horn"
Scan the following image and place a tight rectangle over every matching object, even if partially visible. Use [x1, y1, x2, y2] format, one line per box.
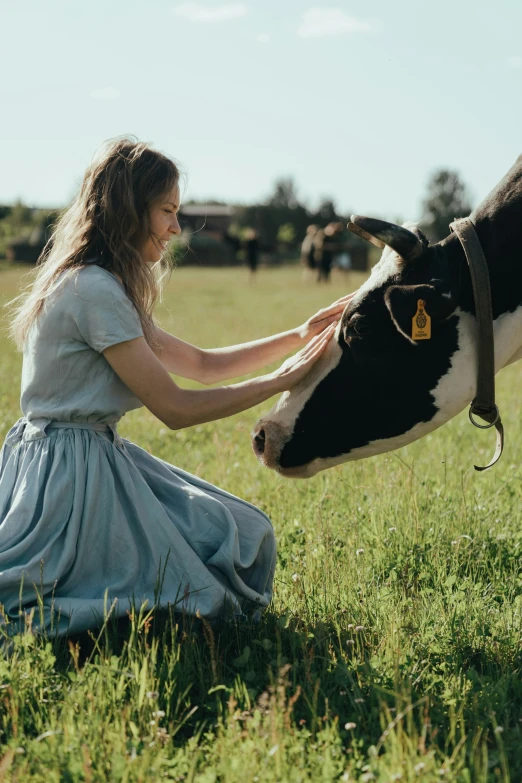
[347, 216, 425, 263]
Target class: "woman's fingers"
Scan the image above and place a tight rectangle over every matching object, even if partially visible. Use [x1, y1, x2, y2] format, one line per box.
[308, 293, 356, 324]
[278, 322, 337, 389]
[308, 309, 341, 326]
[290, 326, 330, 366]
[301, 322, 336, 358]
[312, 313, 342, 332]
[297, 325, 335, 370]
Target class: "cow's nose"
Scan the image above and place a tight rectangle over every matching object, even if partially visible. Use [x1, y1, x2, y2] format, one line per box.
[253, 427, 266, 455]
[251, 420, 288, 469]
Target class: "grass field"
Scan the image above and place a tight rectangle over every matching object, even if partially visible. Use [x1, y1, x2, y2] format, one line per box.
[1, 264, 522, 782]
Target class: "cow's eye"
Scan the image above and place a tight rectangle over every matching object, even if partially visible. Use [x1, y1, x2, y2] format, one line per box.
[343, 317, 371, 344]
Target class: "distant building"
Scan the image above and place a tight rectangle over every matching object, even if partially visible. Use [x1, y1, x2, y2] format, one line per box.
[179, 204, 235, 237]
[178, 204, 241, 266]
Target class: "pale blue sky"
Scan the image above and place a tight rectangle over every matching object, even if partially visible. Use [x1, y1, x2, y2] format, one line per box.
[0, 0, 520, 220]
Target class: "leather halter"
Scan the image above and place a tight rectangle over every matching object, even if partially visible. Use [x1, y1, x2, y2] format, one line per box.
[449, 217, 504, 471]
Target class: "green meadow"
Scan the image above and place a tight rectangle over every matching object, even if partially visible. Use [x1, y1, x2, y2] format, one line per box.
[1, 264, 521, 782]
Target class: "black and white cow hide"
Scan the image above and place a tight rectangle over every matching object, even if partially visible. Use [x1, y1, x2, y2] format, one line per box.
[253, 155, 522, 478]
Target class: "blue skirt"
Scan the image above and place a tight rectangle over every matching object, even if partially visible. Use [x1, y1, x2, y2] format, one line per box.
[0, 419, 276, 635]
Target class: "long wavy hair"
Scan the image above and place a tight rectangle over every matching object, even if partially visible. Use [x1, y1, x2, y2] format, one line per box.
[8, 136, 180, 349]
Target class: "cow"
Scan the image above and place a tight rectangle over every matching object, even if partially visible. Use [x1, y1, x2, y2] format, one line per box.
[252, 155, 522, 478]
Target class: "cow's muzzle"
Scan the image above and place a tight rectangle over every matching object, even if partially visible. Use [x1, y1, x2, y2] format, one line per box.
[251, 420, 286, 468]
[251, 420, 316, 478]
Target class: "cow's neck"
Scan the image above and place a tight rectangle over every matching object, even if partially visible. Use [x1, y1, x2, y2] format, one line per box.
[439, 155, 522, 323]
[437, 163, 522, 373]
[437, 232, 522, 321]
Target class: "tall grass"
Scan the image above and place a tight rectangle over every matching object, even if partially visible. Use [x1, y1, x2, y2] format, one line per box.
[1, 265, 521, 781]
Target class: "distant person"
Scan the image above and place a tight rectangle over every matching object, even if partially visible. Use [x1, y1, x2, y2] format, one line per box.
[316, 222, 345, 282]
[312, 227, 325, 281]
[300, 224, 319, 282]
[244, 228, 260, 280]
[315, 224, 335, 283]
[1, 136, 353, 636]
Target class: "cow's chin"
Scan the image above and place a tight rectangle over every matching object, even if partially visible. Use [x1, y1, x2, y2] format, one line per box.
[260, 457, 323, 480]
[252, 416, 457, 479]
[275, 454, 358, 479]
[277, 463, 319, 479]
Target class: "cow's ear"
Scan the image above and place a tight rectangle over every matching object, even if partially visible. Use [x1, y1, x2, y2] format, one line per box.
[384, 283, 456, 343]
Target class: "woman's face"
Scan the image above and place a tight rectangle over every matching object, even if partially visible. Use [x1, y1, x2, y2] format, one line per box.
[140, 184, 181, 264]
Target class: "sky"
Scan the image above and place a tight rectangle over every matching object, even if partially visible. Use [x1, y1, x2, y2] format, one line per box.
[0, 0, 521, 221]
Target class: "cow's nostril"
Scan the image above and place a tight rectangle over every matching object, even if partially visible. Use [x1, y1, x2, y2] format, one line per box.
[254, 428, 266, 455]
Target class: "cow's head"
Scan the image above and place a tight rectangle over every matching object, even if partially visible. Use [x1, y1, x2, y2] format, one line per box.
[252, 216, 480, 477]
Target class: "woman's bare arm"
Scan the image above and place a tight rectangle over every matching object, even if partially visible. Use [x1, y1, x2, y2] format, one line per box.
[152, 327, 207, 381]
[154, 294, 354, 384]
[154, 326, 303, 384]
[103, 325, 335, 430]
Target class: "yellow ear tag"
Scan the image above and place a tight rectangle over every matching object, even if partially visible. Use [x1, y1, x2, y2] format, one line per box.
[412, 299, 431, 340]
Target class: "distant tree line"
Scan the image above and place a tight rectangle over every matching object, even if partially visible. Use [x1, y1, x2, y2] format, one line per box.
[229, 169, 472, 251]
[0, 168, 473, 261]
[0, 202, 59, 260]
[420, 169, 472, 242]
[234, 177, 344, 252]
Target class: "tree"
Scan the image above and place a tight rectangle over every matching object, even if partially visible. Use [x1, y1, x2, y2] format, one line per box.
[421, 169, 472, 242]
[237, 177, 311, 252]
[266, 177, 299, 209]
[0, 200, 39, 259]
[276, 223, 296, 245]
[311, 198, 341, 226]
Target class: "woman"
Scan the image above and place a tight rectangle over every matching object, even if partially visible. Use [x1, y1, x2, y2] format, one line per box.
[0, 137, 350, 636]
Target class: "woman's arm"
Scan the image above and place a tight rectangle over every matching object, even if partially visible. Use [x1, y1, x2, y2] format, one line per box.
[152, 325, 301, 383]
[152, 327, 206, 381]
[103, 324, 335, 430]
[154, 293, 354, 384]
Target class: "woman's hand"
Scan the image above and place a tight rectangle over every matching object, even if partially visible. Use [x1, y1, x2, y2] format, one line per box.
[297, 292, 357, 343]
[270, 322, 337, 392]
